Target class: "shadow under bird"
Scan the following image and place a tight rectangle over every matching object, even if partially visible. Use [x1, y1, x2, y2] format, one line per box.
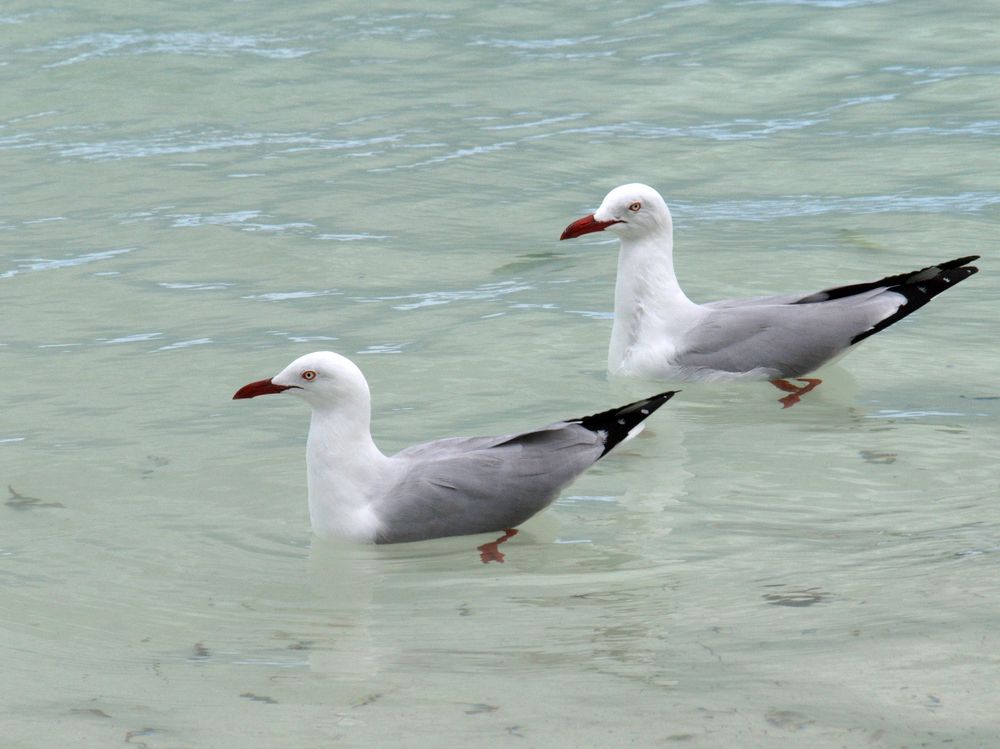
[233, 351, 676, 561]
[561, 183, 979, 407]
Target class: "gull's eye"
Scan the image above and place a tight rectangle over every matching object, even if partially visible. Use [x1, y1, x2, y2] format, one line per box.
[301, 370, 317, 381]
[628, 201, 642, 212]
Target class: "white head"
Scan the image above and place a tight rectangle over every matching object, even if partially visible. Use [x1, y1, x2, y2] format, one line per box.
[233, 351, 371, 412]
[560, 183, 672, 243]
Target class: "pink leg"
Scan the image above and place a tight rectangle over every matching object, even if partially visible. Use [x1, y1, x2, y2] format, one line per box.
[771, 378, 823, 408]
[477, 528, 519, 564]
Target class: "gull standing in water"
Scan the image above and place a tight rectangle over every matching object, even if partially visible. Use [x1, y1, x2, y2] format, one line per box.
[234, 351, 677, 561]
[561, 183, 979, 407]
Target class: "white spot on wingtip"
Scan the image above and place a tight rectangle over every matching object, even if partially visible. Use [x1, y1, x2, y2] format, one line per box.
[623, 423, 646, 442]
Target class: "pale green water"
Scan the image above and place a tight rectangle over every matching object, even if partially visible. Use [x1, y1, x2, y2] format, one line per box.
[2, 1, 999, 747]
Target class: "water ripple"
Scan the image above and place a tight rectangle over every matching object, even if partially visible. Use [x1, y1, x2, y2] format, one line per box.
[369, 141, 516, 171]
[1, 127, 404, 161]
[100, 332, 162, 345]
[480, 113, 589, 131]
[1, 248, 133, 280]
[157, 282, 236, 291]
[273, 333, 339, 344]
[316, 233, 390, 242]
[741, 0, 891, 7]
[883, 64, 1000, 85]
[0, 128, 369, 160]
[170, 211, 314, 234]
[0, 12, 39, 25]
[676, 192, 1000, 222]
[242, 289, 342, 302]
[875, 121, 1000, 137]
[28, 31, 313, 68]
[375, 281, 533, 311]
[154, 338, 213, 352]
[468, 36, 601, 51]
[332, 12, 453, 41]
[619, 1, 711, 25]
[519, 94, 900, 144]
[865, 409, 975, 420]
[357, 342, 409, 355]
[121, 207, 316, 234]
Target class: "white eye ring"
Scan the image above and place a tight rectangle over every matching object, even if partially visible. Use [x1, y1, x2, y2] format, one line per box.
[628, 201, 642, 212]
[301, 370, 317, 381]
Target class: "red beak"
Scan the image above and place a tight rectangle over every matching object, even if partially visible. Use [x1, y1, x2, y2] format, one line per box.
[560, 213, 623, 240]
[233, 378, 295, 399]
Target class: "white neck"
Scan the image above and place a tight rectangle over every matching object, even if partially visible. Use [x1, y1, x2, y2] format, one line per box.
[609, 231, 700, 375]
[305, 404, 391, 541]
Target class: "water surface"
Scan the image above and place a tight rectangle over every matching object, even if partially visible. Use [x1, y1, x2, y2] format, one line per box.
[2, 1, 998, 746]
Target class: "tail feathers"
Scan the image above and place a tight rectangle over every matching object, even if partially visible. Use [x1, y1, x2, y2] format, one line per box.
[850, 257, 979, 344]
[571, 390, 678, 458]
[795, 255, 979, 306]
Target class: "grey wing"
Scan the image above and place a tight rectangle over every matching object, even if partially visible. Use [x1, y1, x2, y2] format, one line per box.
[703, 291, 816, 309]
[679, 295, 900, 378]
[375, 425, 603, 543]
[690, 256, 977, 377]
[703, 284, 893, 310]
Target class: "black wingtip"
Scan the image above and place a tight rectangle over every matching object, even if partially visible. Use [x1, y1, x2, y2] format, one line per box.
[795, 255, 980, 306]
[572, 390, 679, 458]
[850, 259, 980, 345]
[940, 254, 980, 268]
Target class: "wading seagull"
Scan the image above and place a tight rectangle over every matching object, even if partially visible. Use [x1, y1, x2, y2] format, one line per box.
[233, 351, 677, 561]
[561, 183, 979, 407]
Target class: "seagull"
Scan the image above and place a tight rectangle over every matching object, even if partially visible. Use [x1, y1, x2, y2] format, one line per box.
[233, 351, 677, 561]
[560, 183, 979, 407]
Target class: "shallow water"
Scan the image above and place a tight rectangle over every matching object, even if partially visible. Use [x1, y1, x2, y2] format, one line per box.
[2, 1, 998, 746]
